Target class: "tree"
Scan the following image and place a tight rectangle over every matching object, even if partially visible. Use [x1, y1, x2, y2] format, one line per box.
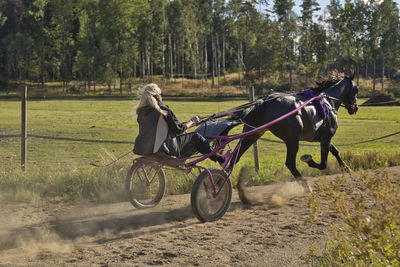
[326, 0, 342, 71]
[273, 0, 296, 90]
[377, 0, 400, 90]
[48, 0, 78, 88]
[299, 0, 320, 84]
[365, 0, 381, 94]
[29, 0, 48, 88]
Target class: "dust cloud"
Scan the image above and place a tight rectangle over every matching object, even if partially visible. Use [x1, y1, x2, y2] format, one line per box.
[237, 166, 305, 206]
[0, 226, 74, 265]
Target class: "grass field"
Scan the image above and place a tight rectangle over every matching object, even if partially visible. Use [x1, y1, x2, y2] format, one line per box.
[1, 97, 399, 202]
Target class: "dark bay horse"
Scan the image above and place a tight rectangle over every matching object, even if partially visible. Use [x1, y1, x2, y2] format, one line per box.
[230, 72, 359, 191]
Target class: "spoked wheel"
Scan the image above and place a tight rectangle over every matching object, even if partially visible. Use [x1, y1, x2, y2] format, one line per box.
[125, 161, 166, 209]
[191, 167, 232, 222]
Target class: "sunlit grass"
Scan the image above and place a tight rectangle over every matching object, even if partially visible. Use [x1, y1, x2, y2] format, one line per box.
[1, 97, 399, 202]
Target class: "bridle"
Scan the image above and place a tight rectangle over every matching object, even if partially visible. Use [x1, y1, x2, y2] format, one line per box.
[325, 78, 359, 113]
[325, 94, 357, 110]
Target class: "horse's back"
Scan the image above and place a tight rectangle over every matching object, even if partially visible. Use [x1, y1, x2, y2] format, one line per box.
[247, 92, 330, 142]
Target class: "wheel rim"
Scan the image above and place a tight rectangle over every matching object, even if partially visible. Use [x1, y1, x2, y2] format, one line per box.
[129, 164, 163, 205]
[196, 173, 229, 218]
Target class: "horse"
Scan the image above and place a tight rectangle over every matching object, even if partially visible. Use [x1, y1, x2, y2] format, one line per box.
[229, 71, 359, 192]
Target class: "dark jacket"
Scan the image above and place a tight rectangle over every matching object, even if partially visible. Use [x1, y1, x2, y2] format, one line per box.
[133, 102, 187, 155]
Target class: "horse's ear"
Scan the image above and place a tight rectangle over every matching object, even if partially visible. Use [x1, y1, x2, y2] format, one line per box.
[329, 69, 339, 79]
[341, 67, 346, 76]
[349, 69, 355, 80]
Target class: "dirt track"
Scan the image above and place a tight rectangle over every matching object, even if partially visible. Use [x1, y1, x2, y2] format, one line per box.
[1, 167, 399, 266]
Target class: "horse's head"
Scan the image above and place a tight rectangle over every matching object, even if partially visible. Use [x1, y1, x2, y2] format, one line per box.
[321, 71, 359, 114]
[342, 73, 359, 115]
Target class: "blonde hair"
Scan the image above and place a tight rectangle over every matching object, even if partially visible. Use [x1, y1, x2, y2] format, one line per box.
[136, 83, 167, 116]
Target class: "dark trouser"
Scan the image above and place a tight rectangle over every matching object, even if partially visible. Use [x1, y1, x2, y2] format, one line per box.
[165, 132, 224, 163]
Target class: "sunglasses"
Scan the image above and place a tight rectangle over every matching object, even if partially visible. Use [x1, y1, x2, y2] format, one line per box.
[153, 93, 163, 98]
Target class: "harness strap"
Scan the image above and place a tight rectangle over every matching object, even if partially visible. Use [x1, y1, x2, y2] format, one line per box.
[297, 89, 330, 119]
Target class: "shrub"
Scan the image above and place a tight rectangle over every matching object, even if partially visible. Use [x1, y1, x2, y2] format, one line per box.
[341, 151, 400, 170]
[304, 168, 400, 265]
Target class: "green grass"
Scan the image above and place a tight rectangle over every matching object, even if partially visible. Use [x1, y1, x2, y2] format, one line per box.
[1, 98, 399, 202]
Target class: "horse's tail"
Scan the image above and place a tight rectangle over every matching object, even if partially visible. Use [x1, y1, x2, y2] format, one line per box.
[228, 98, 264, 122]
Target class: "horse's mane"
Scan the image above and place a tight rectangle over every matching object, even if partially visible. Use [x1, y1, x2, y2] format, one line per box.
[309, 71, 345, 94]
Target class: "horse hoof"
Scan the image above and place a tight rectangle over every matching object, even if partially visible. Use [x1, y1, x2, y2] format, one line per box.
[300, 154, 312, 163]
[343, 165, 352, 173]
[297, 178, 312, 193]
[302, 180, 313, 193]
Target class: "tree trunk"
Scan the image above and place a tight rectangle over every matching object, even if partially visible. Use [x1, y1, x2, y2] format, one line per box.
[181, 43, 184, 89]
[119, 66, 123, 95]
[140, 52, 144, 79]
[222, 34, 226, 79]
[347, 47, 351, 76]
[93, 71, 96, 94]
[146, 44, 151, 82]
[40, 16, 45, 89]
[356, 63, 360, 86]
[150, 36, 153, 82]
[238, 39, 242, 89]
[204, 38, 208, 82]
[133, 52, 137, 80]
[372, 58, 376, 95]
[168, 34, 173, 79]
[289, 62, 292, 91]
[211, 36, 215, 89]
[381, 56, 384, 91]
[162, 32, 166, 86]
[193, 41, 198, 86]
[174, 41, 177, 83]
[216, 33, 220, 90]
[61, 18, 66, 92]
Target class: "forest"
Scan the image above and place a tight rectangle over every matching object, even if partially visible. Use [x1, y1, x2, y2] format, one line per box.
[0, 0, 399, 94]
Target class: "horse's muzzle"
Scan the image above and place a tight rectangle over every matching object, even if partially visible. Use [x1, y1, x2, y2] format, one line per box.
[347, 103, 358, 114]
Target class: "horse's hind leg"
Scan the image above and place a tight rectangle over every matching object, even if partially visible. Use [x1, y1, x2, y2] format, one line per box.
[284, 139, 302, 178]
[284, 139, 312, 192]
[330, 143, 351, 172]
[229, 127, 266, 169]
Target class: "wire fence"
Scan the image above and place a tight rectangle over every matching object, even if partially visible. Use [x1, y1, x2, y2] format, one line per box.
[0, 134, 133, 144]
[261, 130, 400, 147]
[1, 130, 399, 147]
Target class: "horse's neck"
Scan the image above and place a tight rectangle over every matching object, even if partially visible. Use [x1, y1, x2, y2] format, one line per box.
[325, 81, 347, 110]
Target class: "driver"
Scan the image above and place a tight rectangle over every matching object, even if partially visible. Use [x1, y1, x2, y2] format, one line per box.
[133, 83, 226, 165]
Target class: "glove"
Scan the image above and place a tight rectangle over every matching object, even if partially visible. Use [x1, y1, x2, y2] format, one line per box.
[190, 116, 200, 125]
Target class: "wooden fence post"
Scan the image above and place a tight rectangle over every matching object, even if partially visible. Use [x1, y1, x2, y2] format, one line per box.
[21, 86, 27, 171]
[249, 86, 259, 172]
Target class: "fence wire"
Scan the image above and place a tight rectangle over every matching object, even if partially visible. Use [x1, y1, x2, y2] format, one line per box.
[1, 130, 399, 147]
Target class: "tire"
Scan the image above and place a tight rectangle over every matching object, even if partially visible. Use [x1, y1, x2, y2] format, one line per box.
[191, 167, 232, 222]
[125, 161, 166, 209]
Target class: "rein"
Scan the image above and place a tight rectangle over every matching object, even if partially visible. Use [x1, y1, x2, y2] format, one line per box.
[325, 95, 350, 108]
[203, 94, 326, 141]
[197, 98, 264, 124]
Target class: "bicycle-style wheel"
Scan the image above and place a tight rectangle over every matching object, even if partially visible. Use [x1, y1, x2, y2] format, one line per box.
[125, 161, 166, 209]
[191, 167, 232, 222]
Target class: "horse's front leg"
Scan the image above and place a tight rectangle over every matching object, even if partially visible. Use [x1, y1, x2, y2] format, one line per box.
[329, 143, 351, 172]
[300, 141, 330, 170]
